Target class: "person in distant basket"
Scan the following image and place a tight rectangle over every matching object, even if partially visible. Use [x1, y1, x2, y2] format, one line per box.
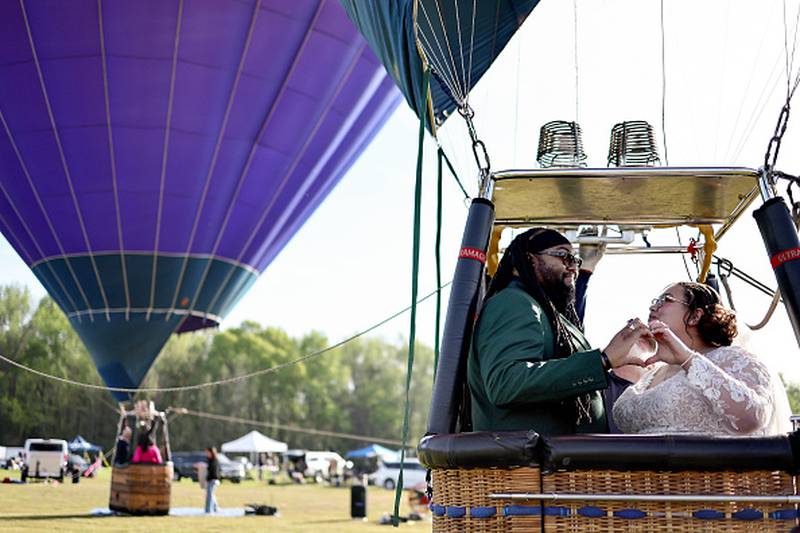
[131, 431, 162, 464]
[114, 421, 132, 465]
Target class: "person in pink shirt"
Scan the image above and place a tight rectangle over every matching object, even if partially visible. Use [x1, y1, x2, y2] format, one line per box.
[131, 432, 163, 464]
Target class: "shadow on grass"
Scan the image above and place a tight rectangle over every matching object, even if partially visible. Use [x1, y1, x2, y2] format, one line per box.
[300, 518, 366, 524]
[2, 514, 112, 521]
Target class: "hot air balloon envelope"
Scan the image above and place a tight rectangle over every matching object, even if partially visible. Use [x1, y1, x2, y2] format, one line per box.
[0, 0, 401, 399]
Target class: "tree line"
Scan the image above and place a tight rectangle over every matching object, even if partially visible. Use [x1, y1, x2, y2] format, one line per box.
[0, 285, 435, 455]
[4, 284, 800, 457]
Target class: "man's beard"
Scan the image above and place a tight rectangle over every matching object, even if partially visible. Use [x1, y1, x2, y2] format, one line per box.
[540, 268, 576, 315]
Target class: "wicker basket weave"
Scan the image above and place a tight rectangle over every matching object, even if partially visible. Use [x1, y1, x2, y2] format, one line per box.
[543, 469, 796, 532]
[430, 467, 798, 532]
[432, 467, 541, 533]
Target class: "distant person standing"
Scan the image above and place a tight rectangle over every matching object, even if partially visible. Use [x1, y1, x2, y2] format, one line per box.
[205, 447, 221, 514]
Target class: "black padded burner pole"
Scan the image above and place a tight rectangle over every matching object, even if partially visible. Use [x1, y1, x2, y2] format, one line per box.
[754, 197, 800, 346]
[427, 198, 495, 435]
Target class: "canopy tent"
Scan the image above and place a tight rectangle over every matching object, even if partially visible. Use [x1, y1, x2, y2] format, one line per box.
[69, 435, 101, 454]
[220, 431, 287, 454]
[345, 444, 399, 460]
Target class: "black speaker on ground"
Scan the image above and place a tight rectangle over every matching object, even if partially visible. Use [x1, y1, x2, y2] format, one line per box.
[350, 484, 367, 518]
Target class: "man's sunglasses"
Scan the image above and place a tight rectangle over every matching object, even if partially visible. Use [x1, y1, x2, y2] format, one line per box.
[532, 249, 583, 268]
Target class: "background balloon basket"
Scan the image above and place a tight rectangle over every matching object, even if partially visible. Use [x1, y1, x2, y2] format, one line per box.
[108, 462, 173, 516]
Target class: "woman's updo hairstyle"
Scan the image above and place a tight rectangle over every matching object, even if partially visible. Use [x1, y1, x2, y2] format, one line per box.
[677, 281, 737, 346]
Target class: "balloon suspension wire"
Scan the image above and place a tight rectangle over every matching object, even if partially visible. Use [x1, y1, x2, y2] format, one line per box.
[723, 5, 780, 162]
[781, 0, 800, 100]
[513, 34, 522, 164]
[415, 0, 493, 194]
[573, 0, 580, 123]
[660, 0, 669, 165]
[415, 0, 483, 114]
[180, 409, 412, 448]
[764, 0, 800, 181]
[466, 0, 478, 107]
[0, 281, 452, 395]
[416, 0, 465, 103]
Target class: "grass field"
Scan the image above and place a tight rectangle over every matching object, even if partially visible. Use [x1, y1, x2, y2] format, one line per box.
[0, 468, 430, 532]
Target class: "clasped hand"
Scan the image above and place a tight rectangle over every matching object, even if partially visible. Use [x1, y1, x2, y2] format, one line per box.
[603, 319, 696, 369]
[642, 320, 697, 366]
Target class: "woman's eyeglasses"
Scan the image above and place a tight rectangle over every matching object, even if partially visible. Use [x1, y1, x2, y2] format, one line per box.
[650, 294, 690, 308]
[533, 249, 583, 268]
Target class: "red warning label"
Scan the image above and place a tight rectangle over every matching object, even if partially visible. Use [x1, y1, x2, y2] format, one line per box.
[770, 247, 800, 269]
[459, 247, 486, 264]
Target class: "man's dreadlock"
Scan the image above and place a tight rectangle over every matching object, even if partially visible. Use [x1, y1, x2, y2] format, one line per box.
[485, 227, 582, 358]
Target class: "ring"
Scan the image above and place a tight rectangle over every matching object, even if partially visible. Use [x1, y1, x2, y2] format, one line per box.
[626, 319, 636, 330]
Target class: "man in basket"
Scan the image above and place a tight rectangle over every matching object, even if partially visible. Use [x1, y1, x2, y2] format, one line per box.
[468, 228, 649, 434]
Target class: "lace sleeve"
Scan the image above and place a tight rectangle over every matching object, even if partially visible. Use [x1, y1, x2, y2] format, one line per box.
[684, 346, 773, 433]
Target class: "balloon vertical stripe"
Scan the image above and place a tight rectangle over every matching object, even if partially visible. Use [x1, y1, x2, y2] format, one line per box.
[19, 0, 112, 321]
[0, 0, 400, 399]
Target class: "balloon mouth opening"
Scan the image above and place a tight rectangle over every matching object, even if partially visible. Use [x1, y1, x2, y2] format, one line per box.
[177, 315, 220, 333]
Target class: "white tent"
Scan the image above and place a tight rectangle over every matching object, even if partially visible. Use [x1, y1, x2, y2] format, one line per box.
[220, 430, 288, 454]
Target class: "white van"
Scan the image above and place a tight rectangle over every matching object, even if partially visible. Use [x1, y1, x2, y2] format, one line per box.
[21, 438, 69, 482]
[372, 457, 427, 490]
[304, 451, 346, 482]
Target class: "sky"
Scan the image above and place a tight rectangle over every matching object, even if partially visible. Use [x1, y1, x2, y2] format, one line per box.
[4, 0, 800, 382]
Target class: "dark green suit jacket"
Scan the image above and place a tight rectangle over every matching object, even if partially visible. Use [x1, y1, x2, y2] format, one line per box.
[468, 280, 609, 434]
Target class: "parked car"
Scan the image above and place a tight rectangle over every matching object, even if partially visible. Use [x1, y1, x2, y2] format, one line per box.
[371, 458, 427, 490]
[21, 438, 69, 482]
[171, 451, 244, 483]
[304, 451, 346, 482]
[2, 446, 24, 469]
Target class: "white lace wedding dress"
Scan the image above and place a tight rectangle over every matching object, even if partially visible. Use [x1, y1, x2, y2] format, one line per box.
[613, 345, 790, 435]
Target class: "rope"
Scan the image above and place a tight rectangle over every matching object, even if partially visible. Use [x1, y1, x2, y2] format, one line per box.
[512, 28, 522, 164]
[179, 409, 411, 448]
[438, 146, 470, 200]
[748, 290, 782, 330]
[712, 255, 777, 298]
[434, 149, 443, 380]
[393, 68, 430, 526]
[717, 257, 737, 311]
[785, 0, 792, 99]
[730, 46, 786, 162]
[573, 0, 580, 123]
[722, 8, 776, 162]
[763, 6, 800, 178]
[719, 270, 737, 311]
[660, 0, 669, 165]
[0, 280, 452, 394]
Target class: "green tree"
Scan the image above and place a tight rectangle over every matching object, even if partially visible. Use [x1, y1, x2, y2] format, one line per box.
[0, 283, 439, 457]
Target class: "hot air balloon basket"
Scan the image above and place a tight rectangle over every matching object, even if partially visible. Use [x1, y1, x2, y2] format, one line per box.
[429, 467, 798, 532]
[109, 462, 173, 515]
